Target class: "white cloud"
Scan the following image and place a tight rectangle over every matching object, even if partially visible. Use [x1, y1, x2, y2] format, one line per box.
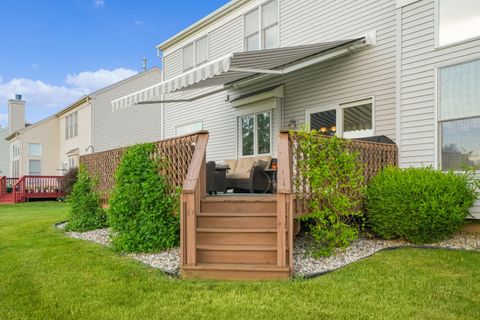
[0, 113, 7, 126]
[65, 68, 137, 92]
[0, 68, 138, 126]
[93, 0, 105, 8]
[134, 20, 143, 25]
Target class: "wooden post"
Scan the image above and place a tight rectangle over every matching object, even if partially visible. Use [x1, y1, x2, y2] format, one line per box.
[276, 132, 292, 270]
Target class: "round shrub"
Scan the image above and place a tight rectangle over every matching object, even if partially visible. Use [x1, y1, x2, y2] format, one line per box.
[66, 166, 107, 232]
[366, 166, 479, 243]
[108, 143, 180, 253]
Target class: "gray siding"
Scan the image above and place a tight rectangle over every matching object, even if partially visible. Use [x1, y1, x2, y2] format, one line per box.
[399, 0, 480, 217]
[93, 69, 164, 152]
[161, 0, 398, 164]
[0, 127, 9, 176]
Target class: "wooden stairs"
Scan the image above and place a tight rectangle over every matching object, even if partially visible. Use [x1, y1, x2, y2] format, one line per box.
[182, 195, 292, 280]
[180, 132, 294, 280]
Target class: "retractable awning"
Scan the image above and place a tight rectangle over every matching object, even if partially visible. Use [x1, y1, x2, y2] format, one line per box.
[112, 36, 373, 110]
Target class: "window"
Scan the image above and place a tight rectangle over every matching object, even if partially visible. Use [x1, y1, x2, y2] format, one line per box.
[307, 98, 374, 138]
[244, 0, 279, 51]
[65, 112, 78, 140]
[28, 143, 42, 156]
[439, 59, 480, 170]
[12, 160, 19, 178]
[239, 111, 272, 156]
[182, 36, 208, 71]
[438, 0, 480, 46]
[68, 157, 76, 169]
[341, 100, 373, 139]
[175, 121, 203, 137]
[29, 160, 41, 176]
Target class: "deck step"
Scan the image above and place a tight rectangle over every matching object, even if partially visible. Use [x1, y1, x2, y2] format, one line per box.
[197, 228, 277, 246]
[182, 263, 290, 280]
[197, 228, 276, 233]
[197, 212, 276, 217]
[197, 244, 277, 251]
[201, 201, 277, 214]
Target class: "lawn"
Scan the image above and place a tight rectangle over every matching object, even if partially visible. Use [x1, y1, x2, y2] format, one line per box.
[1, 202, 480, 319]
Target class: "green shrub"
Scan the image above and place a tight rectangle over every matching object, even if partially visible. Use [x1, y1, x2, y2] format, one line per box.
[366, 166, 479, 243]
[66, 166, 107, 232]
[108, 143, 180, 253]
[293, 130, 365, 257]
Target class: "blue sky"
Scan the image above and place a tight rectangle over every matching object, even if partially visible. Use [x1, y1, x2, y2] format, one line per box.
[0, 0, 229, 127]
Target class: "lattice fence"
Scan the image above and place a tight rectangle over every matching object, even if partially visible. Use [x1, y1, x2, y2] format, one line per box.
[80, 132, 206, 203]
[289, 133, 398, 215]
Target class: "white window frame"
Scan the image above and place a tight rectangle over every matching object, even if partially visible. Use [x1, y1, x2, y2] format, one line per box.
[182, 35, 209, 72]
[243, 0, 280, 51]
[175, 121, 203, 137]
[65, 112, 78, 140]
[28, 159, 42, 176]
[28, 143, 42, 156]
[435, 0, 480, 48]
[239, 110, 273, 157]
[435, 56, 480, 171]
[305, 97, 375, 139]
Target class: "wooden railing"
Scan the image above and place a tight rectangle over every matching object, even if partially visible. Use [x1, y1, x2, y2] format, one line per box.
[13, 176, 64, 203]
[80, 131, 207, 204]
[277, 132, 294, 273]
[180, 132, 209, 267]
[1, 177, 19, 195]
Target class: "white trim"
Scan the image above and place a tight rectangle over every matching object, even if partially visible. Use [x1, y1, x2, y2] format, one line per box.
[305, 97, 375, 139]
[175, 120, 204, 137]
[238, 110, 273, 157]
[243, 0, 280, 52]
[435, 56, 480, 171]
[395, 7, 402, 166]
[435, 0, 480, 49]
[231, 86, 284, 108]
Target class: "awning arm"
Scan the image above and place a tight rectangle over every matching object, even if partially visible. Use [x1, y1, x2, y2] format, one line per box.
[228, 67, 284, 75]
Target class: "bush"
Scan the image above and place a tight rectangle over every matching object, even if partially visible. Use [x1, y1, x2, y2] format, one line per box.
[366, 166, 479, 243]
[108, 143, 180, 253]
[60, 167, 78, 196]
[293, 130, 365, 257]
[66, 166, 107, 232]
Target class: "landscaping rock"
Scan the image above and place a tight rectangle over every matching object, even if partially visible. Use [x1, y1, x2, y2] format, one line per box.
[58, 223, 480, 279]
[60, 224, 180, 276]
[294, 232, 480, 277]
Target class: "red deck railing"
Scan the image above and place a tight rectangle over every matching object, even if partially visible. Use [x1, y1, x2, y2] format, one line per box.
[12, 176, 64, 203]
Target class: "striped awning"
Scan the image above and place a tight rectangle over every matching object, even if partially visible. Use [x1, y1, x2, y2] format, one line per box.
[112, 37, 369, 110]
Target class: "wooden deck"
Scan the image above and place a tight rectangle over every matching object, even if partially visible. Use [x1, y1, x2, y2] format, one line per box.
[0, 176, 64, 204]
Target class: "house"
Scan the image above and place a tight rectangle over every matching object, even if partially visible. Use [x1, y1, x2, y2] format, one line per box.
[5, 98, 59, 177]
[113, 0, 480, 219]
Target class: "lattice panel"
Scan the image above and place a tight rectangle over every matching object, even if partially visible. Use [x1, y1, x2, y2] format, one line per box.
[80, 132, 203, 203]
[289, 133, 398, 212]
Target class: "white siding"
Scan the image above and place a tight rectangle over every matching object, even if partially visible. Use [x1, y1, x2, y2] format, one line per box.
[160, 0, 398, 165]
[0, 127, 9, 176]
[399, 0, 480, 217]
[93, 69, 164, 152]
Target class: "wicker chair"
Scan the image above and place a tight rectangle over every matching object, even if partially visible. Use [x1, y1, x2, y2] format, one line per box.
[224, 157, 272, 193]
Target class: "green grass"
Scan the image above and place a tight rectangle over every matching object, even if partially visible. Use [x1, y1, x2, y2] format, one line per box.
[1, 202, 480, 319]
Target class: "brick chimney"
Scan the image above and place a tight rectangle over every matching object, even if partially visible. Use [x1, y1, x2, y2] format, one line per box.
[8, 95, 26, 134]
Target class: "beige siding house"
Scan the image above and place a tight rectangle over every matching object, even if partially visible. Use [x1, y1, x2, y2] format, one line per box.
[113, 0, 480, 218]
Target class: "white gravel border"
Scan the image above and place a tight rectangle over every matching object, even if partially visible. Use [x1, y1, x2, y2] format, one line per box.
[57, 222, 480, 278]
[57, 223, 180, 276]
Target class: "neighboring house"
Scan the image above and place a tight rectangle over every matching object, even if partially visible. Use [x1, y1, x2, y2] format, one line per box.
[3, 68, 163, 177]
[0, 126, 9, 176]
[113, 0, 480, 217]
[6, 97, 59, 177]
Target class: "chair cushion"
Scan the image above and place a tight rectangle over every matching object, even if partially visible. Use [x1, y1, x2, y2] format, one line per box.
[254, 156, 272, 169]
[224, 159, 237, 178]
[234, 158, 257, 179]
